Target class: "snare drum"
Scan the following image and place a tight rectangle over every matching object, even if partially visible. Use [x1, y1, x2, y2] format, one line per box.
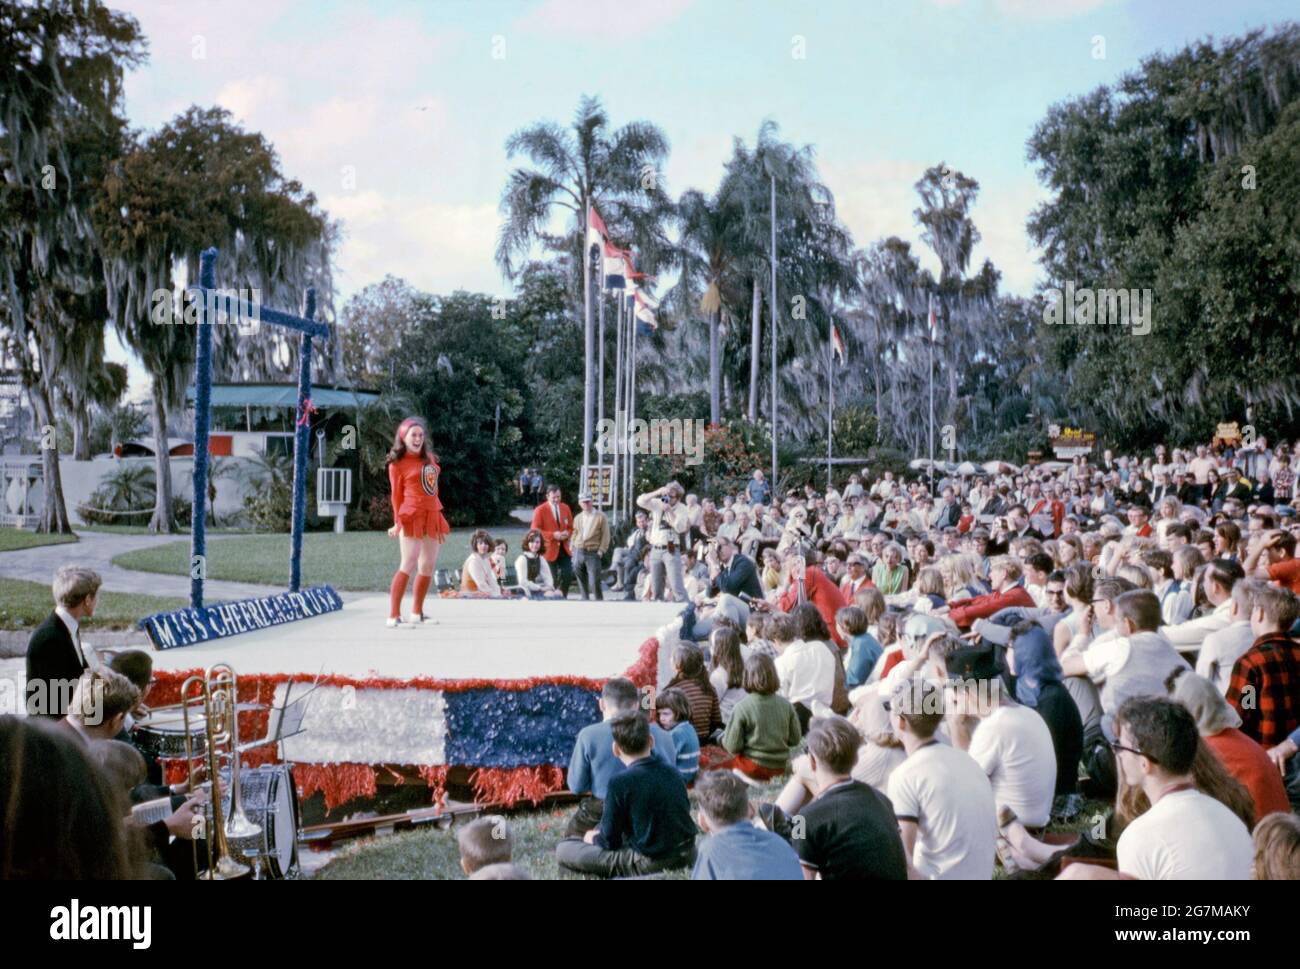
[222, 764, 300, 879]
[132, 711, 208, 760]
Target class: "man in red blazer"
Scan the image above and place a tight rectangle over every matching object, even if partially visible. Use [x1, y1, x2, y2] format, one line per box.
[531, 483, 574, 597]
[943, 555, 1034, 629]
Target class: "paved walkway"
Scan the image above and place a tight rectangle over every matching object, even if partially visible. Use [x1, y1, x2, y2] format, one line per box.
[0, 532, 370, 655]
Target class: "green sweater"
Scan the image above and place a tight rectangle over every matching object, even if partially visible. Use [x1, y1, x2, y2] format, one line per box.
[721, 692, 803, 770]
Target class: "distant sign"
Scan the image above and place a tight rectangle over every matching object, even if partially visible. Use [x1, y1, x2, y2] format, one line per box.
[140, 585, 343, 650]
[1214, 422, 1242, 446]
[1048, 425, 1096, 459]
[582, 465, 614, 507]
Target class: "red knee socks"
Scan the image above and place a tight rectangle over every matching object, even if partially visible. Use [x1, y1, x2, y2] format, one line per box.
[412, 574, 431, 616]
[389, 570, 410, 618]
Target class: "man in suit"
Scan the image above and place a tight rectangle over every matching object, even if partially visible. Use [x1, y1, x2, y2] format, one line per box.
[987, 505, 1044, 556]
[26, 565, 103, 719]
[707, 534, 762, 600]
[612, 511, 650, 599]
[531, 483, 574, 597]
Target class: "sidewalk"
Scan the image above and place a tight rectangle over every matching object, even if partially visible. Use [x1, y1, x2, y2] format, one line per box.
[0, 531, 367, 656]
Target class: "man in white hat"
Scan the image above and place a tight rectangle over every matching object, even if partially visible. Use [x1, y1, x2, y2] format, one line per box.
[571, 491, 611, 601]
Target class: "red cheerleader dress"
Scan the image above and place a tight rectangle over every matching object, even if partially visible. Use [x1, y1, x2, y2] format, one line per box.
[389, 453, 450, 540]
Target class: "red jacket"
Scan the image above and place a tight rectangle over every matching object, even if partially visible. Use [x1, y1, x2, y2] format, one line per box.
[779, 567, 848, 648]
[530, 500, 573, 562]
[947, 584, 1035, 629]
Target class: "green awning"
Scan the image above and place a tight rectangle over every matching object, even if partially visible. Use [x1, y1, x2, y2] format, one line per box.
[187, 383, 379, 409]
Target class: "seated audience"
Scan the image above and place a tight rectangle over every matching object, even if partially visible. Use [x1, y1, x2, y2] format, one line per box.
[720, 654, 803, 781]
[1168, 670, 1291, 821]
[565, 678, 677, 837]
[556, 714, 697, 878]
[939, 642, 1057, 832]
[458, 815, 513, 877]
[655, 688, 701, 784]
[1226, 583, 1300, 747]
[691, 771, 802, 881]
[782, 716, 908, 880]
[1252, 813, 1300, 880]
[886, 679, 999, 879]
[664, 642, 724, 743]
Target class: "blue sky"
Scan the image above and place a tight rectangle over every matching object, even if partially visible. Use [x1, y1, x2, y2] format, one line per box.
[107, 0, 1294, 394]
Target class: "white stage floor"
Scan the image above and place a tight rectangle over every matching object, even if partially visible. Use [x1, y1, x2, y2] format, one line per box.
[147, 595, 684, 682]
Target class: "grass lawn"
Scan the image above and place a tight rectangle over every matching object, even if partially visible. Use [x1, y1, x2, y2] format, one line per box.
[312, 777, 787, 880]
[0, 528, 78, 553]
[311, 779, 1108, 880]
[110, 526, 532, 592]
[0, 577, 186, 631]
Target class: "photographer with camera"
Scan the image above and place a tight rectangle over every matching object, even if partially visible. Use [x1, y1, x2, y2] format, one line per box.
[637, 481, 691, 601]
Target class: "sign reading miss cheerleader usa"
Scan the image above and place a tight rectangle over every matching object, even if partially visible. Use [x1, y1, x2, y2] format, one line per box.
[140, 585, 344, 650]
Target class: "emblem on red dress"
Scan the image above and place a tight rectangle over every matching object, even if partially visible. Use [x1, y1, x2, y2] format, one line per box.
[421, 464, 439, 496]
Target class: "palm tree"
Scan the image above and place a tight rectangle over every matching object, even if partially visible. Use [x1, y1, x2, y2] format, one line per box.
[670, 187, 749, 424]
[722, 122, 839, 423]
[495, 96, 674, 462]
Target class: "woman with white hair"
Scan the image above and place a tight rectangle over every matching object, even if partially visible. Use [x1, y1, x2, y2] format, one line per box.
[871, 542, 909, 595]
[1154, 494, 1183, 546]
[777, 505, 812, 554]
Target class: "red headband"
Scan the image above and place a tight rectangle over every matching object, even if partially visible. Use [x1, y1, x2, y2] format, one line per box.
[397, 418, 422, 438]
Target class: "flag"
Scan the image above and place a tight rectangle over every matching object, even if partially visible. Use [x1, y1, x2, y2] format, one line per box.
[634, 290, 658, 335]
[586, 204, 608, 281]
[831, 322, 846, 365]
[928, 293, 938, 341]
[603, 240, 627, 290]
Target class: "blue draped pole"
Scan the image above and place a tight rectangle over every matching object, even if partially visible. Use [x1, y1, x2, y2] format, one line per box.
[190, 248, 217, 609]
[289, 288, 317, 592]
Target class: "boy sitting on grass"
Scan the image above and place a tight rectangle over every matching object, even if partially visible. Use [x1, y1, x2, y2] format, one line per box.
[556, 714, 697, 878]
[692, 770, 801, 880]
[458, 815, 513, 878]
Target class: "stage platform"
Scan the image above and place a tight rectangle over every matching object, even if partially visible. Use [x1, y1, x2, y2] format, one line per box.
[144, 596, 686, 812]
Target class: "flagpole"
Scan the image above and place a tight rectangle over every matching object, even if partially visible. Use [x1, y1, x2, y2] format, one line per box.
[598, 282, 606, 503]
[928, 293, 935, 494]
[827, 318, 834, 492]
[612, 287, 624, 524]
[769, 170, 778, 490]
[582, 198, 593, 479]
[624, 299, 634, 517]
[624, 294, 633, 520]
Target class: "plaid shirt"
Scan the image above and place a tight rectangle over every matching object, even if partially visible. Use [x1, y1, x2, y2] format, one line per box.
[1226, 634, 1300, 748]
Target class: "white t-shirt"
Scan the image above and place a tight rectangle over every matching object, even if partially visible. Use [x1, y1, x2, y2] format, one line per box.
[1116, 788, 1253, 880]
[886, 742, 997, 880]
[1195, 620, 1255, 694]
[774, 640, 836, 714]
[967, 705, 1057, 829]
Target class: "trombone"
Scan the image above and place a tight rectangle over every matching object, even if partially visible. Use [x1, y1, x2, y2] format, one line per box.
[181, 662, 263, 880]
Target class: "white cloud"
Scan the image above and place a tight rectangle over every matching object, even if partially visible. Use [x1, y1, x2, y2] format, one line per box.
[513, 0, 696, 42]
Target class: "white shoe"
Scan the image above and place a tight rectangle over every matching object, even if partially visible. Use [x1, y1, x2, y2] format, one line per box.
[386, 616, 403, 628]
[407, 613, 440, 625]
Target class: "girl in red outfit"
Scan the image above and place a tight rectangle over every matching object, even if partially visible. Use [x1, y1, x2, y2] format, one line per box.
[386, 417, 450, 627]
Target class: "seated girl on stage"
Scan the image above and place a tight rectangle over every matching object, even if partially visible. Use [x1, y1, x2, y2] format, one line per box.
[515, 529, 564, 599]
[461, 530, 505, 598]
[490, 539, 509, 584]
